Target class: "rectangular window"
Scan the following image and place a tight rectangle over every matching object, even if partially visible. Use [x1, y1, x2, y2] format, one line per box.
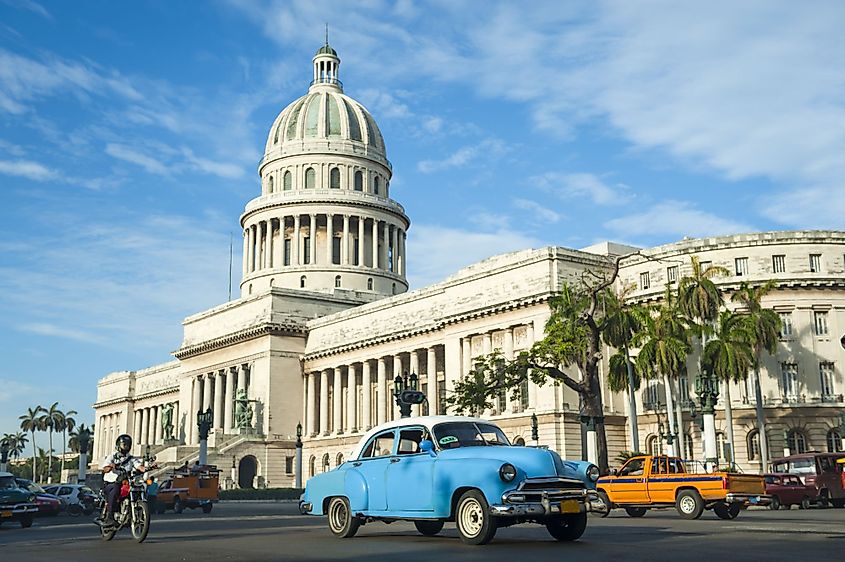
[639, 271, 650, 290]
[437, 380, 446, 415]
[699, 260, 712, 271]
[781, 362, 799, 398]
[735, 257, 749, 276]
[779, 312, 793, 338]
[809, 254, 822, 273]
[814, 311, 829, 336]
[519, 379, 530, 412]
[497, 391, 507, 414]
[283, 238, 291, 266]
[332, 237, 341, 265]
[284, 456, 293, 474]
[421, 383, 429, 415]
[772, 254, 786, 273]
[303, 237, 311, 264]
[645, 381, 659, 408]
[820, 362, 835, 397]
[354, 238, 360, 266]
[678, 375, 689, 403]
[667, 266, 678, 284]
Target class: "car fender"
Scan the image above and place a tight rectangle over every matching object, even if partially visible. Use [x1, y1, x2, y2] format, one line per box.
[343, 469, 368, 512]
[303, 469, 348, 515]
[432, 457, 513, 515]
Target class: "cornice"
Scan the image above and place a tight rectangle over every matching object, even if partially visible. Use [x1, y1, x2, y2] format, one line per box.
[174, 322, 307, 360]
[628, 277, 845, 304]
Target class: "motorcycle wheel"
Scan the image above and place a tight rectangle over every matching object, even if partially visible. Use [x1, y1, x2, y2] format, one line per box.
[131, 500, 150, 543]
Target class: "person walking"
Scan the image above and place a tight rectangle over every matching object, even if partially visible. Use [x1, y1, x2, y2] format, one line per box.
[147, 476, 159, 516]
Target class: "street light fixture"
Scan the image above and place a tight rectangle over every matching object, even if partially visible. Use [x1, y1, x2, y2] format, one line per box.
[393, 371, 425, 418]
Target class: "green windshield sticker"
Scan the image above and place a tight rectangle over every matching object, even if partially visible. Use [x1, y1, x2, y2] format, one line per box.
[439, 436, 458, 445]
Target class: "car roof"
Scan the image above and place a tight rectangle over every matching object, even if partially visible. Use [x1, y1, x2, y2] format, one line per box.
[348, 415, 489, 460]
[0, 471, 13, 478]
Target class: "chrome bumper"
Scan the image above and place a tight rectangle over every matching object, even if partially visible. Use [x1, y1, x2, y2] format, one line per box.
[725, 493, 771, 506]
[491, 487, 588, 517]
[0, 503, 39, 516]
[299, 500, 312, 515]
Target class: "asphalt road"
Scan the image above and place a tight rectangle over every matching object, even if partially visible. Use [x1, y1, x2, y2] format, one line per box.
[1, 502, 842, 561]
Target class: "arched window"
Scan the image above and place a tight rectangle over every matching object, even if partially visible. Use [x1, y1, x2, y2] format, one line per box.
[367, 278, 373, 290]
[336, 453, 344, 466]
[373, 176, 380, 195]
[283, 170, 292, 191]
[335, 275, 341, 288]
[269, 278, 274, 287]
[384, 180, 389, 197]
[248, 283, 253, 295]
[309, 455, 316, 477]
[391, 282, 396, 294]
[787, 429, 807, 454]
[826, 428, 843, 452]
[513, 437, 526, 446]
[305, 167, 315, 189]
[322, 453, 330, 473]
[747, 430, 760, 461]
[268, 175, 274, 193]
[354, 171, 363, 191]
[300, 275, 306, 288]
[646, 434, 660, 456]
[716, 432, 727, 461]
[330, 167, 341, 189]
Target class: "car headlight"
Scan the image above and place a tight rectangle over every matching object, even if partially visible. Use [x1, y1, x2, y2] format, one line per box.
[587, 464, 600, 482]
[499, 463, 517, 482]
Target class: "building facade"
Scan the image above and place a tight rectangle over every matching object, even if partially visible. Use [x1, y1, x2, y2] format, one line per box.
[93, 45, 845, 487]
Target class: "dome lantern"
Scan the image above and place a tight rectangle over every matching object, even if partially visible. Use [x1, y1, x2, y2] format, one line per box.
[312, 36, 342, 91]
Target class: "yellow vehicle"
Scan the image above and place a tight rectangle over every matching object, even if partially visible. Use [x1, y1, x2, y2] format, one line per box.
[156, 464, 220, 514]
[596, 455, 769, 520]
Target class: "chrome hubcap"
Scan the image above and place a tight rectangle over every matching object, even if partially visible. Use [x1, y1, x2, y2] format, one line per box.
[329, 499, 347, 531]
[680, 496, 695, 513]
[459, 498, 483, 537]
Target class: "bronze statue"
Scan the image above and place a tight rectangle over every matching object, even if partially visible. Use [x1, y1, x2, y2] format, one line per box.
[161, 402, 175, 441]
[234, 389, 253, 430]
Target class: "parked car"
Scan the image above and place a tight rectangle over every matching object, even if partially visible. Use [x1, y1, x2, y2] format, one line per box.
[156, 464, 220, 514]
[300, 416, 601, 545]
[597, 455, 769, 519]
[771, 452, 845, 507]
[14, 478, 63, 516]
[43, 483, 97, 515]
[763, 473, 814, 510]
[0, 471, 38, 528]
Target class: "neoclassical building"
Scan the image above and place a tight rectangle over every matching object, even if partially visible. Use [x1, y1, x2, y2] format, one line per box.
[93, 44, 845, 486]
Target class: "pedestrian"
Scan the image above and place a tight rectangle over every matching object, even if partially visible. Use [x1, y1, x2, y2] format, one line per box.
[147, 476, 159, 517]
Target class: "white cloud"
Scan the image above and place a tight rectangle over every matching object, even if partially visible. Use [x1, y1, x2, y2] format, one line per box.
[16, 322, 103, 344]
[604, 200, 753, 239]
[181, 147, 245, 179]
[417, 138, 507, 173]
[407, 223, 542, 288]
[513, 198, 561, 223]
[2, 0, 52, 20]
[0, 158, 58, 181]
[105, 143, 170, 175]
[357, 89, 411, 119]
[532, 172, 629, 206]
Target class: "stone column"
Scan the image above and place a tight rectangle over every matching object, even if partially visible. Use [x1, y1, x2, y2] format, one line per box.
[307, 372, 317, 437]
[377, 358, 387, 425]
[224, 368, 234, 433]
[357, 216, 365, 266]
[483, 332, 492, 355]
[371, 219, 379, 269]
[237, 364, 247, 398]
[140, 407, 149, 446]
[325, 213, 334, 265]
[461, 337, 472, 378]
[390, 225, 398, 273]
[333, 367, 343, 434]
[202, 374, 213, 413]
[362, 361, 372, 430]
[504, 327, 515, 411]
[190, 377, 200, 444]
[214, 371, 224, 429]
[381, 223, 389, 271]
[248, 226, 255, 272]
[153, 406, 161, 445]
[409, 350, 421, 416]
[133, 410, 142, 449]
[398, 228, 405, 276]
[427, 347, 438, 415]
[346, 364, 357, 433]
[309, 214, 316, 264]
[265, 220, 273, 268]
[320, 369, 329, 435]
[342, 214, 350, 265]
[293, 214, 301, 265]
[242, 230, 248, 278]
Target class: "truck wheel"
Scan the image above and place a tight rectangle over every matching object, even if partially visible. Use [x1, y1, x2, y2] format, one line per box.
[455, 490, 497, 545]
[173, 497, 184, 514]
[202, 503, 213, 514]
[414, 520, 444, 536]
[595, 490, 611, 518]
[818, 491, 830, 508]
[327, 496, 360, 538]
[19, 515, 34, 528]
[714, 502, 741, 520]
[768, 496, 780, 511]
[546, 512, 587, 542]
[800, 497, 811, 510]
[676, 490, 704, 520]
[624, 507, 647, 518]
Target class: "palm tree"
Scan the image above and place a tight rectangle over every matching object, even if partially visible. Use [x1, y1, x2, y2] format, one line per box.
[678, 256, 727, 466]
[602, 285, 647, 451]
[41, 402, 64, 483]
[731, 281, 781, 471]
[703, 310, 755, 467]
[9, 432, 28, 460]
[635, 294, 690, 456]
[35, 447, 51, 482]
[58, 409, 77, 478]
[20, 406, 46, 481]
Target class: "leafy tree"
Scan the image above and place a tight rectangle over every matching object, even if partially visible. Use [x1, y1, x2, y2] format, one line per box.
[58, 409, 78, 478]
[19, 406, 46, 481]
[702, 310, 755, 462]
[8, 432, 28, 460]
[731, 281, 781, 469]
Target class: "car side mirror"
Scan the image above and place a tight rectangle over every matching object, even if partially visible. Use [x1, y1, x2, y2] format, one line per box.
[611, 468, 618, 476]
[419, 440, 436, 457]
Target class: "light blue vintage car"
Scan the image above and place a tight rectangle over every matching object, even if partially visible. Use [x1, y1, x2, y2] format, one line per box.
[300, 416, 601, 545]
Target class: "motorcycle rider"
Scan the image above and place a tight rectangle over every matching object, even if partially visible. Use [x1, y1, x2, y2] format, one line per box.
[100, 434, 149, 526]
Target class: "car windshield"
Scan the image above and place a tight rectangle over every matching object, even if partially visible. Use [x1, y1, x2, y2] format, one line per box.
[773, 459, 816, 475]
[432, 422, 510, 449]
[25, 482, 45, 493]
[81, 486, 94, 495]
[0, 475, 18, 489]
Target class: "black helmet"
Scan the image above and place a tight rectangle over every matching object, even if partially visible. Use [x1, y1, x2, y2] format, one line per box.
[115, 434, 132, 455]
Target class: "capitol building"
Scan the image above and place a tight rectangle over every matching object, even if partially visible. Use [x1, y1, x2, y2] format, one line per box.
[94, 44, 845, 487]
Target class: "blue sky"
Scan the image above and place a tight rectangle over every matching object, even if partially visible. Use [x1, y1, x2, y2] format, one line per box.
[1, 0, 843, 451]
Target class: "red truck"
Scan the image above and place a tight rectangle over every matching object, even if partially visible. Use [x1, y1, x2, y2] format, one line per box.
[763, 473, 815, 510]
[771, 452, 845, 507]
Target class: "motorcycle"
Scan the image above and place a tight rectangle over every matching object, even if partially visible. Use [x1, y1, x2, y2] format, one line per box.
[96, 467, 154, 543]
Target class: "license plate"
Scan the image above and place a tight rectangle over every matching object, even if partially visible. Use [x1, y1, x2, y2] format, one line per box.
[749, 497, 759, 504]
[1, 510, 11, 518]
[561, 500, 580, 514]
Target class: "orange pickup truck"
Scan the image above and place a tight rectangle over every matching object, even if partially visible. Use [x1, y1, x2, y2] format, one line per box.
[156, 464, 220, 514]
[596, 455, 769, 520]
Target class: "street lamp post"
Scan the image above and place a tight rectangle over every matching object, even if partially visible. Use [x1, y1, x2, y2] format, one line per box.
[0, 441, 9, 472]
[393, 371, 425, 418]
[295, 422, 303, 489]
[839, 413, 845, 453]
[77, 428, 91, 484]
[694, 366, 720, 472]
[531, 412, 539, 447]
[197, 408, 213, 466]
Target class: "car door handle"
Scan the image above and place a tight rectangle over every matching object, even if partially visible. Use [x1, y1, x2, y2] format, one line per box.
[390, 458, 401, 463]
[352, 462, 362, 467]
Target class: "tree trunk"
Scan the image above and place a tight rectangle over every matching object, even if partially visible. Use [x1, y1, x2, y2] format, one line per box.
[674, 377, 685, 458]
[623, 343, 639, 452]
[47, 428, 53, 483]
[61, 429, 67, 478]
[31, 431, 36, 481]
[753, 364, 768, 471]
[583, 359, 609, 473]
[663, 374, 677, 456]
[723, 380, 735, 467]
